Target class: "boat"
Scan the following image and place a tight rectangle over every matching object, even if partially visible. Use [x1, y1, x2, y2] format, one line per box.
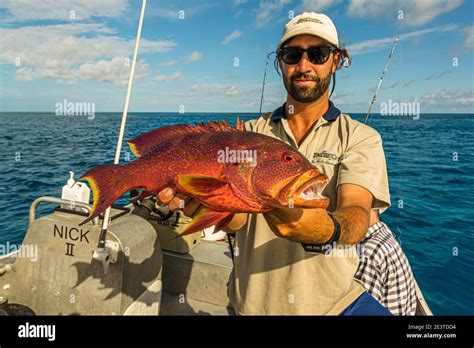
[0, 195, 229, 315]
[0, 194, 432, 315]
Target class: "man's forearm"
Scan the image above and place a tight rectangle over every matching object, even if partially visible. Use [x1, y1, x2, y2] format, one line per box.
[333, 206, 370, 244]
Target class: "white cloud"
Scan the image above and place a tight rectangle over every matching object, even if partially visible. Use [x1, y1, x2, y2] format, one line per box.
[464, 26, 474, 48]
[153, 70, 182, 83]
[151, 8, 182, 20]
[329, 91, 353, 105]
[347, 24, 458, 56]
[186, 51, 203, 62]
[15, 67, 34, 81]
[79, 57, 149, 86]
[222, 30, 243, 45]
[233, 0, 248, 6]
[14, 56, 149, 86]
[346, 0, 463, 27]
[189, 83, 239, 97]
[368, 79, 416, 92]
[139, 38, 177, 54]
[224, 85, 239, 96]
[418, 89, 473, 106]
[0, 0, 128, 21]
[158, 60, 177, 67]
[301, 0, 342, 12]
[0, 23, 176, 84]
[424, 70, 452, 80]
[255, 0, 291, 29]
[389, 80, 415, 88]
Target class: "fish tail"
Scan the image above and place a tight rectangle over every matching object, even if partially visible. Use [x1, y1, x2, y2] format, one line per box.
[79, 164, 134, 226]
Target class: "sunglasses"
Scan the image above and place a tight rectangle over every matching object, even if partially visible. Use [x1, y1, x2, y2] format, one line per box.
[277, 46, 339, 65]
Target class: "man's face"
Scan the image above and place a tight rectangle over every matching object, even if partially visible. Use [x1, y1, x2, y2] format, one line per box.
[280, 35, 339, 103]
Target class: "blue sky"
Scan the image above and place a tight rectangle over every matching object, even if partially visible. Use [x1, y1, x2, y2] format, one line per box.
[0, 0, 472, 113]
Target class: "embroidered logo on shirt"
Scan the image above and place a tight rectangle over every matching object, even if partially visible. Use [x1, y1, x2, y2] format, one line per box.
[313, 151, 337, 160]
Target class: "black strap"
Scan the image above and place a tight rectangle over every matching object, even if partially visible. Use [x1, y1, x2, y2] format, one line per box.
[327, 211, 341, 244]
[329, 72, 336, 98]
[227, 233, 235, 266]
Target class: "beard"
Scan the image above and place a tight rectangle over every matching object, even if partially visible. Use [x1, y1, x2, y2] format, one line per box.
[283, 70, 332, 103]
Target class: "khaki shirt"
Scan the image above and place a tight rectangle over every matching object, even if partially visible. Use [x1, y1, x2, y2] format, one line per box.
[228, 102, 391, 315]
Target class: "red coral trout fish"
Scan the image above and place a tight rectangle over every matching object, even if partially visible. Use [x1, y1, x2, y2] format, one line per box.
[79, 119, 329, 235]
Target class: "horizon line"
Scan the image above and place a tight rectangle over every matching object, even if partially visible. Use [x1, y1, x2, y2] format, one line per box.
[0, 111, 473, 115]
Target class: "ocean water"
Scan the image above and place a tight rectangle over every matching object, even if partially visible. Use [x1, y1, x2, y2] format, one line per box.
[0, 112, 472, 315]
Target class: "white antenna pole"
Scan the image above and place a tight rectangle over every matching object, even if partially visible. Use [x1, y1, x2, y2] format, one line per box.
[364, 36, 399, 124]
[97, 0, 147, 248]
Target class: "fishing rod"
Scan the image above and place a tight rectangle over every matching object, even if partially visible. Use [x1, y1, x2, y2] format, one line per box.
[258, 52, 274, 117]
[364, 36, 402, 241]
[364, 36, 399, 124]
[93, 0, 147, 270]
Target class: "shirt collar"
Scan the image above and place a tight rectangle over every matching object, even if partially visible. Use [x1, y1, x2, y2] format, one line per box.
[271, 101, 341, 122]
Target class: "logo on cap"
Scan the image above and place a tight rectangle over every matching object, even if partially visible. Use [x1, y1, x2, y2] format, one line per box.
[296, 18, 323, 25]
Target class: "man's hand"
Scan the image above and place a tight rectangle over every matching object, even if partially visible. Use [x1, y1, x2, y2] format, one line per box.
[263, 183, 373, 245]
[157, 187, 202, 218]
[156, 187, 248, 232]
[263, 207, 334, 244]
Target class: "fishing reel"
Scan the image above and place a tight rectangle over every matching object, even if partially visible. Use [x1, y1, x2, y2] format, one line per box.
[129, 189, 174, 222]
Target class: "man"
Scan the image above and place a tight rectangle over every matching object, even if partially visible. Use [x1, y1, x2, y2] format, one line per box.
[158, 12, 415, 315]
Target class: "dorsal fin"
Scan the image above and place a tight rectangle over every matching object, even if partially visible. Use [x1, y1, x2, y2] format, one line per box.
[127, 118, 245, 158]
[235, 117, 245, 131]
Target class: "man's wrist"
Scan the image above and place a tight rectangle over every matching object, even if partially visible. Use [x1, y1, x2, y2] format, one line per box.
[301, 211, 341, 254]
[325, 211, 341, 243]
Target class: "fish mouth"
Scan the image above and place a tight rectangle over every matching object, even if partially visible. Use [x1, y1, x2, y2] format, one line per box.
[296, 178, 329, 201]
[279, 169, 330, 208]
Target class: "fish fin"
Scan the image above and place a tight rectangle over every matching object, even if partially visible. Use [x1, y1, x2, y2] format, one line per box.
[235, 117, 245, 131]
[214, 213, 234, 232]
[127, 120, 245, 158]
[175, 174, 229, 199]
[79, 164, 136, 226]
[127, 141, 141, 158]
[176, 209, 232, 237]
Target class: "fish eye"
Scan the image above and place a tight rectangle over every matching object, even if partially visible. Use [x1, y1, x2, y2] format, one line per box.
[282, 152, 296, 163]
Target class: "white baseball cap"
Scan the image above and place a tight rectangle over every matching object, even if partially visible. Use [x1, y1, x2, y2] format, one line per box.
[278, 12, 339, 48]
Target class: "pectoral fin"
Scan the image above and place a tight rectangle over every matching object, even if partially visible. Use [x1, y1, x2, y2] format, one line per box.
[175, 174, 229, 199]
